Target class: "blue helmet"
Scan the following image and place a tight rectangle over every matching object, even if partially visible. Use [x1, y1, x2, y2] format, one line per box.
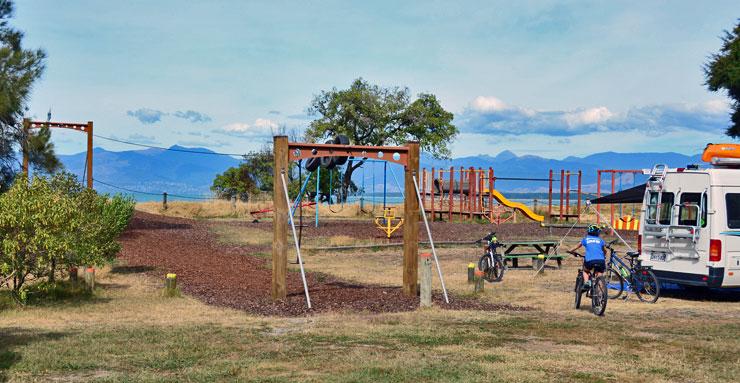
[587, 224, 601, 236]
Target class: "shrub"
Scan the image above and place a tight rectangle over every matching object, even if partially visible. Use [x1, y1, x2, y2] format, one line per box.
[0, 172, 134, 300]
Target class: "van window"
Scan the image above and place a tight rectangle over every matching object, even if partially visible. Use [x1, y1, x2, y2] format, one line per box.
[679, 193, 707, 227]
[647, 192, 674, 225]
[728, 194, 740, 229]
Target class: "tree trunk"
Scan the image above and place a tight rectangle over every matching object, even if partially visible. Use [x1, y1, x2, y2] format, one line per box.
[341, 159, 364, 203]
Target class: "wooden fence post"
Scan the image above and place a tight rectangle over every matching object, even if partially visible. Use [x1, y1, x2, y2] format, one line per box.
[402, 142, 420, 297]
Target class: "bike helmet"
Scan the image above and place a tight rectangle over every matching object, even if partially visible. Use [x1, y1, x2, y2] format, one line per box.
[587, 224, 601, 236]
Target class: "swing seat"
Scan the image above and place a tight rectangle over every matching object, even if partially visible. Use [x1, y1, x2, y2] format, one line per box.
[374, 208, 404, 238]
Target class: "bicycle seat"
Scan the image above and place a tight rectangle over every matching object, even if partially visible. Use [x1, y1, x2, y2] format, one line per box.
[626, 251, 640, 258]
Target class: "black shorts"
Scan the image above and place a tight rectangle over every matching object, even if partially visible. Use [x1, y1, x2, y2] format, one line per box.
[583, 260, 606, 273]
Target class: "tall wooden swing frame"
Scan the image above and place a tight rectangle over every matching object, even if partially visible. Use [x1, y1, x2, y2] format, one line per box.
[21, 118, 93, 189]
[272, 136, 420, 300]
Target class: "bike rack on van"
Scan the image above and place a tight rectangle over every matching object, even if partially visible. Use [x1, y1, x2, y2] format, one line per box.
[641, 168, 705, 260]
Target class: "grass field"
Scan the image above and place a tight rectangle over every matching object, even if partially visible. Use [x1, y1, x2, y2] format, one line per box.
[1, 217, 739, 382]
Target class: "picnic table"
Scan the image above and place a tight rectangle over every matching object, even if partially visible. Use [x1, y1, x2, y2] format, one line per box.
[502, 240, 563, 270]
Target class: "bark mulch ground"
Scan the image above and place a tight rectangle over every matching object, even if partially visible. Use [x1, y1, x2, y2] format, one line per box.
[227, 217, 636, 243]
[117, 212, 524, 316]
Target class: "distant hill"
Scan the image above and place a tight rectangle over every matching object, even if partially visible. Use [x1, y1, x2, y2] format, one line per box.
[57, 146, 703, 199]
[59, 146, 241, 198]
[419, 150, 702, 193]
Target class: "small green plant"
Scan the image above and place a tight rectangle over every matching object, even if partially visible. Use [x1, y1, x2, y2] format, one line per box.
[0, 172, 134, 298]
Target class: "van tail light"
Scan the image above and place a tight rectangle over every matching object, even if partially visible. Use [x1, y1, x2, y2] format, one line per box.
[709, 239, 722, 262]
[637, 235, 642, 253]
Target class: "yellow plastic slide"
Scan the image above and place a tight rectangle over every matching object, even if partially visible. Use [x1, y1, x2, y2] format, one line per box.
[490, 189, 545, 222]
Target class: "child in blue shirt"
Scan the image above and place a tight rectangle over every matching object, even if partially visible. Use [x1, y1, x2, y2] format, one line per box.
[569, 225, 607, 286]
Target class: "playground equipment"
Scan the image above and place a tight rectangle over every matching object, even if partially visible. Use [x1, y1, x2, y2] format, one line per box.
[489, 189, 544, 222]
[272, 136, 437, 303]
[596, 169, 644, 227]
[418, 167, 581, 223]
[22, 118, 93, 188]
[374, 207, 404, 238]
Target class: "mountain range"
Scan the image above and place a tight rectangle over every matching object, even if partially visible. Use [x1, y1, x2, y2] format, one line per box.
[56, 146, 703, 199]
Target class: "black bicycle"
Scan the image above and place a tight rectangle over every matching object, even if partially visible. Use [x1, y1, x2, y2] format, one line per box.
[569, 250, 608, 316]
[476, 232, 505, 282]
[603, 240, 660, 303]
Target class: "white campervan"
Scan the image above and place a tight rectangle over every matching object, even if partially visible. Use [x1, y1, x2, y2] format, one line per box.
[639, 144, 740, 288]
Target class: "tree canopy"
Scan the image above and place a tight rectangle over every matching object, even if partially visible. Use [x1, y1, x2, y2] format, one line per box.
[305, 78, 457, 198]
[705, 20, 740, 138]
[0, 0, 57, 191]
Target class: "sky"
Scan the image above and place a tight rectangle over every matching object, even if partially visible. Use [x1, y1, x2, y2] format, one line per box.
[14, 0, 740, 159]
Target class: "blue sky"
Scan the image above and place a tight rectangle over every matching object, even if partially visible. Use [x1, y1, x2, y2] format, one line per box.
[15, 0, 740, 159]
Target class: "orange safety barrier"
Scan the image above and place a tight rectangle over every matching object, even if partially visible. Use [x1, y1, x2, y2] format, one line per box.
[612, 215, 640, 231]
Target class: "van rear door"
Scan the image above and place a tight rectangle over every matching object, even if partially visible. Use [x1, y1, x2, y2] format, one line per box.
[643, 172, 710, 279]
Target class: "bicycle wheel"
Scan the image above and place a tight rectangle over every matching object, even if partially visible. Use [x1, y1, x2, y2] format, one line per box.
[574, 273, 584, 309]
[486, 255, 505, 282]
[634, 268, 660, 303]
[478, 254, 491, 274]
[605, 267, 625, 300]
[591, 276, 608, 316]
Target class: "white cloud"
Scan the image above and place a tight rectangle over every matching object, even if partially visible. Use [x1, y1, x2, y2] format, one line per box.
[700, 99, 729, 114]
[216, 118, 278, 138]
[471, 96, 508, 112]
[254, 118, 278, 129]
[458, 96, 730, 137]
[563, 106, 614, 126]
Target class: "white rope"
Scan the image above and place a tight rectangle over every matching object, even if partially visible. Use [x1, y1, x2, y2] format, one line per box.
[531, 204, 590, 277]
[412, 175, 450, 304]
[588, 202, 635, 251]
[280, 172, 312, 309]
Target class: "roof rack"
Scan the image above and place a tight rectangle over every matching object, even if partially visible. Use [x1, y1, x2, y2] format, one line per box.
[711, 157, 740, 168]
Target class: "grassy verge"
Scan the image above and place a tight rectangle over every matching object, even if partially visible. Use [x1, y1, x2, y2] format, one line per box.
[1, 220, 738, 382]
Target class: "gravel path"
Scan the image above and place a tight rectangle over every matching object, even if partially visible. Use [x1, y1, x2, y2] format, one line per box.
[118, 212, 523, 316]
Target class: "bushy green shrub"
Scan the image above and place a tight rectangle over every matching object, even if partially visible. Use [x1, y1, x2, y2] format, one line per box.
[0, 172, 134, 300]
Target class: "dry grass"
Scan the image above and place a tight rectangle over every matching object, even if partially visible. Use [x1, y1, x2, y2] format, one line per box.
[1, 220, 738, 382]
[136, 200, 405, 221]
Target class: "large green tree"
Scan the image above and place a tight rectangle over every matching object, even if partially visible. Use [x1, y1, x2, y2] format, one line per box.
[0, 0, 58, 191]
[306, 78, 457, 198]
[705, 20, 740, 138]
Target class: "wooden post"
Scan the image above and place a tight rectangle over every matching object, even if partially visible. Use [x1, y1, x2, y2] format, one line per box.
[162, 192, 168, 210]
[468, 167, 474, 220]
[596, 171, 602, 224]
[22, 118, 29, 182]
[437, 169, 445, 214]
[565, 172, 571, 219]
[430, 167, 435, 221]
[548, 169, 553, 222]
[458, 167, 463, 222]
[86, 121, 93, 189]
[403, 141, 420, 297]
[559, 170, 565, 221]
[610, 171, 615, 231]
[449, 167, 454, 221]
[577, 170, 582, 222]
[422, 168, 427, 213]
[420, 253, 432, 307]
[474, 270, 485, 293]
[468, 262, 475, 284]
[272, 136, 289, 300]
[84, 267, 95, 290]
[488, 167, 494, 222]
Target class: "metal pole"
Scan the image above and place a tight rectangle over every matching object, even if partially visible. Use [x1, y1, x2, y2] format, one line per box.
[383, 161, 387, 209]
[315, 166, 320, 227]
[280, 172, 311, 309]
[412, 175, 449, 304]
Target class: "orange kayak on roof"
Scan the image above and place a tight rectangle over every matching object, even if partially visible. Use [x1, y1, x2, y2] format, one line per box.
[702, 143, 740, 162]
